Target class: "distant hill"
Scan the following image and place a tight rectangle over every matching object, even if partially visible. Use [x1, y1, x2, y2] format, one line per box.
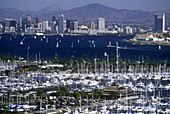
[0, 3, 170, 23]
[63, 3, 154, 22]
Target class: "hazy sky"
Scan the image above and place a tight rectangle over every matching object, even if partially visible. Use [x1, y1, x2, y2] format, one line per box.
[0, 0, 170, 11]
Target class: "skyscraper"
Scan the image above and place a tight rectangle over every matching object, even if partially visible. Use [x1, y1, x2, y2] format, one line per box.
[154, 13, 165, 33]
[42, 21, 48, 32]
[97, 18, 105, 30]
[21, 18, 27, 32]
[51, 16, 56, 31]
[58, 14, 64, 33]
[27, 15, 32, 27]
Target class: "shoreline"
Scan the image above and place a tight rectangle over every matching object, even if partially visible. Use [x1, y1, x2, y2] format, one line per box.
[124, 39, 170, 45]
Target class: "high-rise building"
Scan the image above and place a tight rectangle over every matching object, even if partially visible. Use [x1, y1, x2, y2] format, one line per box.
[27, 15, 32, 27]
[10, 20, 17, 28]
[154, 13, 165, 33]
[51, 16, 56, 31]
[90, 21, 95, 30]
[5, 18, 14, 27]
[21, 18, 27, 32]
[58, 14, 64, 33]
[34, 18, 42, 26]
[42, 21, 48, 32]
[97, 18, 105, 30]
[70, 20, 78, 30]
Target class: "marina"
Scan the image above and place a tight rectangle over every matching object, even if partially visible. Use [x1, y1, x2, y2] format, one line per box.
[0, 34, 169, 113]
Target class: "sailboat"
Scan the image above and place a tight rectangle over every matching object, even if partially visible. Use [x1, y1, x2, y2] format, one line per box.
[20, 40, 23, 45]
[125, 46, 127, 49]
[159, 45, 161, 50]
[107, 41, 114, 47]
[93, 44, 96, 47]
[71, 42, 74, 48]
[56, 42, 59, 48]
[46, 38, 48, 43]
[43, 35, 46, 39]
[88, 40, 92, 47]
[60, 33, 64, 37]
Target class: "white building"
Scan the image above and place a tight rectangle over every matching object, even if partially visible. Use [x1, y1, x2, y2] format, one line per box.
[0, 23, 3, 32]
[27, 27, 34, 34]
[10, 27, 15, 33]
[42, 21, 48, 32]
[97, 18, 105, 30]
[125, 26, 133, 34]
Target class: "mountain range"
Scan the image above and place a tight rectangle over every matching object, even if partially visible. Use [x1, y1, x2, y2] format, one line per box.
[0, 3, 170, 23]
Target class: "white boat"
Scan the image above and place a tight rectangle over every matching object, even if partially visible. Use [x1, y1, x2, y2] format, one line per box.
[93, 44, 95, 47]
[41, 38, 42, 41]
[20, 40, 23, 45]
[34, 36, 36, 39]
[60, 34, 64, 37]
[107, 41, 114, 47]
[78, 39, 80, 43]
[125, 46, 127, 49]
[71, 42, 74, 48]
[56, 42, 59, 48]
[159, 45, 161, 50]
[46, 38, 48, 43]
[43, 35, 46, 39]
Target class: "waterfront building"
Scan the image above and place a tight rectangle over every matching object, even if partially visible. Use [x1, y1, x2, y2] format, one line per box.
[58, 14, 65, 33]
[10, 27, 15, 33]
[66, 20, 78, 32]
[125, 26, 133, 34]
[70, 20, 78, 31]
[5, 18, 14, 28]
[27, 27, 34, 34]
[154, 13, 165, 33]
[42, 21, 48, 32]
[0, 23, 3, 32]
[90, 21, 95, 30]
[97, 18, 105, 30]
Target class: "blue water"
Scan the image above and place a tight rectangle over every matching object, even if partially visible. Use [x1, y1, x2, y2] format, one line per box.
[0, 34, 170, 61]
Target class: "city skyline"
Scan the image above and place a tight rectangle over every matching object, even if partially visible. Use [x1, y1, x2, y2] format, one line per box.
[0, 0, 170, 11]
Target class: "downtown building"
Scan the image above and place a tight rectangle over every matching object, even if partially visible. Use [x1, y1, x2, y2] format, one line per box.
[154, 13, 165, 33]
[58, 14, 65, 33]
[97, 18, 105, 30]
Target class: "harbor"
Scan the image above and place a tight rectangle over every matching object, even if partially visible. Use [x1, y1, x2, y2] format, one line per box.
[0, 35, 169, 113]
